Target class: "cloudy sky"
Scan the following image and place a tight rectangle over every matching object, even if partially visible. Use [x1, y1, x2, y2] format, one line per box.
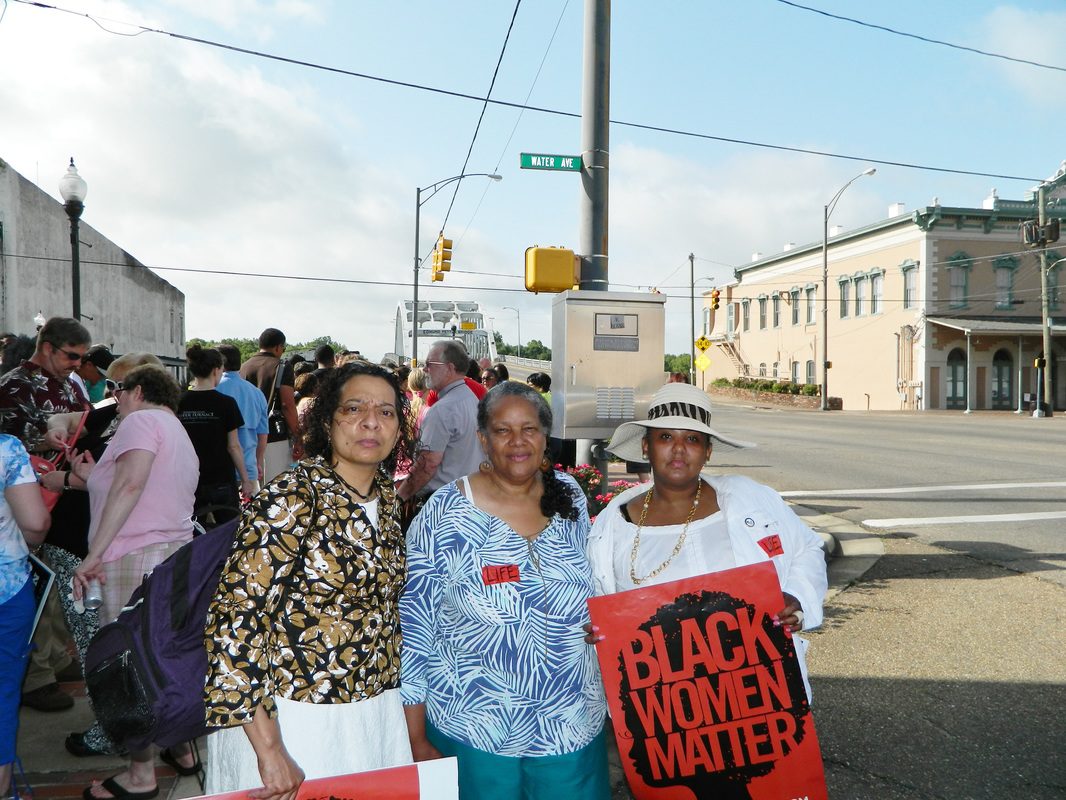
[1, 0, 1063, 359]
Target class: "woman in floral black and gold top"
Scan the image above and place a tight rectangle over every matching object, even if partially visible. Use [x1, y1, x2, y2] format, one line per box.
[203, 362, 414, 800]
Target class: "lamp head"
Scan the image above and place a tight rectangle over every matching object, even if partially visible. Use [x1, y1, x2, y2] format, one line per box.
[59, 158, 88, 204]
[862, 167, 877, 177]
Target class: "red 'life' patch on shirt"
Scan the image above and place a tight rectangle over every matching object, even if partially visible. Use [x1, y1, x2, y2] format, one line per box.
[758, 534, 784, 557]
[482, 564, 520, 585]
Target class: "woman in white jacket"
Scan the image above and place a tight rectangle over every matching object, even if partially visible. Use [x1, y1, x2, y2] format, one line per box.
[586, 383, 827, 698]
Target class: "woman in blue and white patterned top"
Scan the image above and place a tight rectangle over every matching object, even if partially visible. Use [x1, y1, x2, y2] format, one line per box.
[400, 382, 609, 800]
[0, 434, 51, 791]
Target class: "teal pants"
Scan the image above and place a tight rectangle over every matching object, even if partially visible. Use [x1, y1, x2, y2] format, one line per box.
[426, 721, 610, 800]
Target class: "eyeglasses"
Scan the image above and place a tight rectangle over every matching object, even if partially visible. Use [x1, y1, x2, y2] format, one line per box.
[481, 374, 497, 384]
[424, 360, 447, 368]
[112, 382, 127, 397]
[53, 345, 84, 362]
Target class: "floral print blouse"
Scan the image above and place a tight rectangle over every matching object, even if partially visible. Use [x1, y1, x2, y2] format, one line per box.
[203, 457, 404, 727]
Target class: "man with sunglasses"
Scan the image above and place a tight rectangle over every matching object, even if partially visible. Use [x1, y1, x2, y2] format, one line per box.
[0, 317, 91, 453]
[0, 316, 92, 712]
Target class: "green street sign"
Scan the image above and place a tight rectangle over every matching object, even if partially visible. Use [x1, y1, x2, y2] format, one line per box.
[520, 152, 582, 171]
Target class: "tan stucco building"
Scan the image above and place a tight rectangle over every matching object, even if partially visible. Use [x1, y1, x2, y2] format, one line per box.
[702, 192, 1064, 412]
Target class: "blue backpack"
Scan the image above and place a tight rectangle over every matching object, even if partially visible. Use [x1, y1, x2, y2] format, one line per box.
[84, 518, 238, 752]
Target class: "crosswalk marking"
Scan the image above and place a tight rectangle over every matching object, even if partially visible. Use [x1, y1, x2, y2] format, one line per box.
[780, 480, 1066, 498]
[863, 510, 1066, 529]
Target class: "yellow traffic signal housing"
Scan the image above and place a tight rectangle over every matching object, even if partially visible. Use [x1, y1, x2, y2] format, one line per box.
[710, 289, 721, 310]
[433, 236, 453, 272]
[525, 246, 577, 294]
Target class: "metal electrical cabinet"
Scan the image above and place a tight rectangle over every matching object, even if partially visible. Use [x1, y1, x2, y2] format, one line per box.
[550, 290, 667, 439]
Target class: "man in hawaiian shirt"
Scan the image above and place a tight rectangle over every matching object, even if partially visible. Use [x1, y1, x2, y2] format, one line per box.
[0, 317, 91, 712]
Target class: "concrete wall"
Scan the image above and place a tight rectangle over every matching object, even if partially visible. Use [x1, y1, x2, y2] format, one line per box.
[0, 159, 184, 356]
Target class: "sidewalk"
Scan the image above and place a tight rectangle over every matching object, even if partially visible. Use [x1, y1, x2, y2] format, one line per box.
[16, 681, 202, 800]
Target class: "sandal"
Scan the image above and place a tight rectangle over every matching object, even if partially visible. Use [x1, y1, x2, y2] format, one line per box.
[160, 746, 202, 776]
[82, 776, 159, 800]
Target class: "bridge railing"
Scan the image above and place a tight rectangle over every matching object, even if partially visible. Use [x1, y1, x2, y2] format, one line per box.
[499, 355, 552, 370]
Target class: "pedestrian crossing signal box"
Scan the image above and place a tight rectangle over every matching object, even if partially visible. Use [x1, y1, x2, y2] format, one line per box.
[551, 290, 667, 439]
[525, 246, 578, 293]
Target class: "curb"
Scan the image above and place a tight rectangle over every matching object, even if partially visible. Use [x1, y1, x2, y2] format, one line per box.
[791, 504, 885, 600]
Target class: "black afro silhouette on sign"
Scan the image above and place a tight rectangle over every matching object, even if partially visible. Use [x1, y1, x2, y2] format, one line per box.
[616, 590, 809, 800]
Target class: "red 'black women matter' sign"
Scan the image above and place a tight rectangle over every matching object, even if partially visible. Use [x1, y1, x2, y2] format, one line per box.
[188, 759, 458, 800]
[587, 561, 827, 800]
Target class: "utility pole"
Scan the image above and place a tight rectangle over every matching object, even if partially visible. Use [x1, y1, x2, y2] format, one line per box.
[1037, 181, 1052, 417]
[1031, 163, 1066, 417]
[689, 252, 696, 384]
[576, 0, 610, 474]
[579, 0, 609, 291]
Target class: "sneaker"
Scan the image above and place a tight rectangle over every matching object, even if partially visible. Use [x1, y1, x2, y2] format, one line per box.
[21, 682, 74, 712]
[65, 731, 125, 757]
[55, 660, 84, 683]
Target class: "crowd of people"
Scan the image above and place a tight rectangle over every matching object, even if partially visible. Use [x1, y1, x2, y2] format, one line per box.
[0, 320, 827, 800]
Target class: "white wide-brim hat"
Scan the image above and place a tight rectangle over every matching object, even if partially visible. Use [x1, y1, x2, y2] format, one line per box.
[607, 383, 755, 464]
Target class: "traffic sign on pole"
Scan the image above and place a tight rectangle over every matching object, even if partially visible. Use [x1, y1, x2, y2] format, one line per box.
[520, 153, 582, 171]
[695, 335, 711, 352]
[695, 353, 711, 372]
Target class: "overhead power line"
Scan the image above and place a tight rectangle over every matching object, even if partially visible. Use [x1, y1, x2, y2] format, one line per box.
[10, 0, 1042, 183]
[773, 0, 1066, 75]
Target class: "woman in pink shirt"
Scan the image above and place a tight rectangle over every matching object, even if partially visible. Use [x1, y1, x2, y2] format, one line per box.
[71, 364, 200, 800]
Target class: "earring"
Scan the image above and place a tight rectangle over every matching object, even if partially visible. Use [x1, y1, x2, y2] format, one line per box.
[479, 460, 493, 473]
[540, 456, 552, 473]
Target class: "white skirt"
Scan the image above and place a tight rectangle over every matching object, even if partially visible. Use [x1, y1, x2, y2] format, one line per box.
[205, 689, 414, 794]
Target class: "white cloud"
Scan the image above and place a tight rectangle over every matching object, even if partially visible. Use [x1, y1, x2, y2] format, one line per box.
[606, 142, 884, 353]
[0, 0, 414, 355]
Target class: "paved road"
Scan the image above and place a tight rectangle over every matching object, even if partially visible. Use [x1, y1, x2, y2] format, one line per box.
[706, 402, 1066, 586]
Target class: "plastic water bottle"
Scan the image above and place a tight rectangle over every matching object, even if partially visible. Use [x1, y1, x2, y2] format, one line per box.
[83, 578, 103, 611]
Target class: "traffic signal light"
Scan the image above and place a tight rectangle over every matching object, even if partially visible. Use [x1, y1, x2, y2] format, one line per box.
[525, 246, 577, 293]
[431, 235, 452, 282]
[711, 289, 721, 310]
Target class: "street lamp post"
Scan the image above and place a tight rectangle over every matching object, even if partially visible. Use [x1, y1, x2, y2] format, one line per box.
[58, 158, 88, 321]
[821, 167, 876, 411]
[412, 172, 502, 366]
[502, 306, 521, 358]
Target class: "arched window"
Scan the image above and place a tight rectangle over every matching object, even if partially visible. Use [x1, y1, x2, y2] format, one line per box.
[946, 348, 967, 409]
[805, 360, 815, 385]
[992, 349, 1013, 410]
[772, 361, 779, 378]
[758, 363, 767, 377]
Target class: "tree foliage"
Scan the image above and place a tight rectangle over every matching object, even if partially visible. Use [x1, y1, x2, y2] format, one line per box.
[521, 339, 551, 361]
[664, 353, 691, 373]
[492, 331, 550, 361]
[186, 335, 348, 364]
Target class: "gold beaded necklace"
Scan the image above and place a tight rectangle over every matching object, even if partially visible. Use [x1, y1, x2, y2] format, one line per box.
[629, 479, 702, 585]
